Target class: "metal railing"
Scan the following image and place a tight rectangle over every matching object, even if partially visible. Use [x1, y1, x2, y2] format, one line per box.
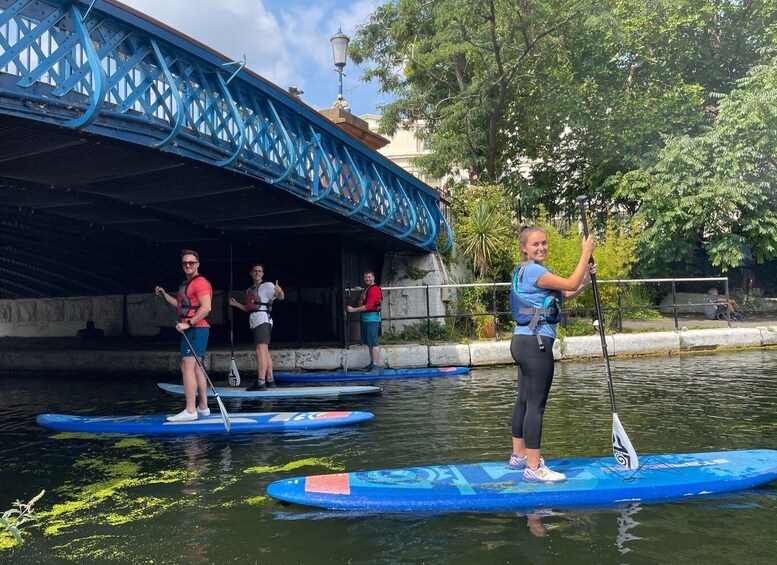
[374, 276, 736, 341]
[0, 0, 451, 252]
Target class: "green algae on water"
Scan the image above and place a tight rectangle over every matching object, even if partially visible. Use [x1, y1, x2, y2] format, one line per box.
[244, 456, 343, 475]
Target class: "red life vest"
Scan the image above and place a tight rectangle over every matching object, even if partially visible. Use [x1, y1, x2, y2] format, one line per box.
[359, 284, 382, 312]
[177, 275, 203, 320]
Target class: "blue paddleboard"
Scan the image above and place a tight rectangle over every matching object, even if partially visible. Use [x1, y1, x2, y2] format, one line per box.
[266, 449, 777, 512]
[274, 366, 469, 383]
[157, 382, 382, 399]
[37, 411, 374, 435]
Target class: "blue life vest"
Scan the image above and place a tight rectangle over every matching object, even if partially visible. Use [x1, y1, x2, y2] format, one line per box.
[510, 262, 562, 350]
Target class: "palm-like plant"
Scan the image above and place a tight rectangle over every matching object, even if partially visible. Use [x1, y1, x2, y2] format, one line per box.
[458, 200, 512, 278]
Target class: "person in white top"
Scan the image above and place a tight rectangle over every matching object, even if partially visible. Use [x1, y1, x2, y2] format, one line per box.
[229, 263, 284, 390]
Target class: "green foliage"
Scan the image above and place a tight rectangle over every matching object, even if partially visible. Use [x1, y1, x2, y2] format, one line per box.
[353, 0, 777, 267]
[457, 200, 513, 279]
[351, 0, 590, 181]
[453, 282, 487, 338]
[504, 0, 777, 220]
[381, 320, 462, 344]
[1, 490, 44, 551]
[452, 183, 517, 280]
[617, 51, 777, 274]
[402, 263, 431, 281]
[618, 285, 664, 320]
[557, 318, 597, 337]
[514, 210, 640, 312]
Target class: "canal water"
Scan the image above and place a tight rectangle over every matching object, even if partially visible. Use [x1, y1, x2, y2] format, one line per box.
[1, 349, 776, 563]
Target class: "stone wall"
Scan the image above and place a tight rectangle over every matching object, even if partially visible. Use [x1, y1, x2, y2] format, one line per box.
[0, 292, 225, 338]
[380, 252, 453, 333]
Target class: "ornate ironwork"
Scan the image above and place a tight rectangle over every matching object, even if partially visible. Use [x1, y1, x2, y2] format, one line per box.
[0, 0, 452, 252]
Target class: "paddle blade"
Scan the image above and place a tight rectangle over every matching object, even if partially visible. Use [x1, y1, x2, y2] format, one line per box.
[612, 412, 639, 469]
[228, 359, 241, 387]
[215, 395, 231, 432]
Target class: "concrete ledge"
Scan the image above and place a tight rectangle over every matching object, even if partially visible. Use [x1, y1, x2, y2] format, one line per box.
[430, 343, 471, 366]
[560, 335, 614, 359]
[611, 332, 681, 356]
[211, 351, 256, 373]
[382, 344, 429, 368]
[469, 340, 512, 366]
[3, 326, 777, 374]
[342, 346, 371, 370]
[679, 328, 762, 351]
[295, 348, 343, 370]
[551, 339, 562, 360]
[758, 326, 777, 345]
[271, 349, 296, 371]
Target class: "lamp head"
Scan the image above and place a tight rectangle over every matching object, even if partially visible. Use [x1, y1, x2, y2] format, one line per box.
[330, 28, 350, 68]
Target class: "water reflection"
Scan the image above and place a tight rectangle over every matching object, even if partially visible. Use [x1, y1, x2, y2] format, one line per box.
[2, 350, 777, 563]
[615, 504, 642, 554]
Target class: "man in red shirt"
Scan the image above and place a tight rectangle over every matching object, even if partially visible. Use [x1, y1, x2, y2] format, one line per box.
[155, 249, 213, 421]
[347, 270, 383, 371]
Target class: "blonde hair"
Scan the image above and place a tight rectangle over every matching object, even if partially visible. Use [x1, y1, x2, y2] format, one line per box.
[518, 224, 547, 261]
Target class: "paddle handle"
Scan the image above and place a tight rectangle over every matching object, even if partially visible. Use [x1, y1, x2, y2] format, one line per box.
[575, 196, 616, 411]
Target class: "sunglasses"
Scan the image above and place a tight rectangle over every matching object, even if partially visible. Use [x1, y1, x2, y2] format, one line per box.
[181, 261, 199, 267]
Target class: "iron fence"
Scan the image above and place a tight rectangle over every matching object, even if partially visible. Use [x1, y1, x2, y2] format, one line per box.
[375, 276, 736, 341]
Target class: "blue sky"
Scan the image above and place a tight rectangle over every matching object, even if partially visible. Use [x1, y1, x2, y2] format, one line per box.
[120, 0, 388, 116]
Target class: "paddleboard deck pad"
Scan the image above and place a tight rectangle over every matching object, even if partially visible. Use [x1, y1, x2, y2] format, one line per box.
[37, 411, 374, 435]
[266, 449, 777, 512]
[157, 383, 382, 399]
[274, 366, 469, 383]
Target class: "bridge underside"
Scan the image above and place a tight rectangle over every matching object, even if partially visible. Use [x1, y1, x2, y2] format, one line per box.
[0, 116, 419, 299]
[0, 0, 451, 345]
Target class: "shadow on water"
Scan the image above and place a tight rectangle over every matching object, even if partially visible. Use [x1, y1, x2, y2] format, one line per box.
[1, 350, 777, 563]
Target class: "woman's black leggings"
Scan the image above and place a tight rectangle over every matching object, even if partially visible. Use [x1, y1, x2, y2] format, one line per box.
[510, 334, 556, 449]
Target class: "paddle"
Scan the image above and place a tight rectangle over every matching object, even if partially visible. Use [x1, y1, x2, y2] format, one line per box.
[159, 296, 231, 432]
[575, 195, 639, 470]
[344, 259, 352, 374]
[227, 244, 241, 386]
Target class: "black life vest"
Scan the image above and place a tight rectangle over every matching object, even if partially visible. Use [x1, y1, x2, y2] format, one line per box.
[178, 274, 203, 320]
[359, 284, 382, 312]
[510, 262, 562, 350]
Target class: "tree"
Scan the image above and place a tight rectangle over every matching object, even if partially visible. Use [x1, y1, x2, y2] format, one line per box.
[353, 0, 777, 226]
[453, 183, 515, 280]
[507, 0, 777, 221]
[350, 0, 590, 182]
[616, 51, 777, 274]
[458, 199, 512, 279]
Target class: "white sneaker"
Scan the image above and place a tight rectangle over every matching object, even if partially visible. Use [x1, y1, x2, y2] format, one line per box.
[523, 462, 566, 483]
[509, 455, 544, 470]
[508, 453, 528, 469]
[196, 407, 211, 417]
[167, 409, 198, 422]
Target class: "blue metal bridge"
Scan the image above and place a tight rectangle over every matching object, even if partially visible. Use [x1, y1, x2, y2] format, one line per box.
[0, 0, 451, 299]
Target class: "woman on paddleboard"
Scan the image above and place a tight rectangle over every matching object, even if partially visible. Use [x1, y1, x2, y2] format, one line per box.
[509, 225, 595, 483]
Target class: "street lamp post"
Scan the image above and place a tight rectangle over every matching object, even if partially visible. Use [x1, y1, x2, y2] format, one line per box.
[330, 27, 350, 111]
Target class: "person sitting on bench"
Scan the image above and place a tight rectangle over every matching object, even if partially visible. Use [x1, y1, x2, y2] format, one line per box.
[705, 287, 743, 321]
